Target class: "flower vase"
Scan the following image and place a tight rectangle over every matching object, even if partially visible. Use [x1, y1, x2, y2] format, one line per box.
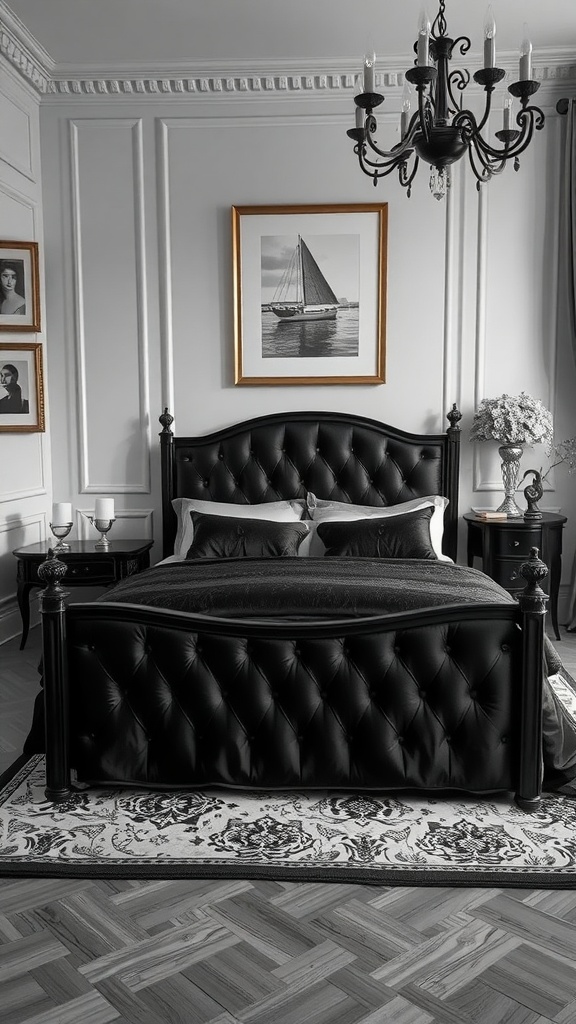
[496, 443, 524, 517]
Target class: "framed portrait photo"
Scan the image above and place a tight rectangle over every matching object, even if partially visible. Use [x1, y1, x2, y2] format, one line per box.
[0, 342, 45, 432]
[232, 203, 387, 385]
[0, 240, 41, 332]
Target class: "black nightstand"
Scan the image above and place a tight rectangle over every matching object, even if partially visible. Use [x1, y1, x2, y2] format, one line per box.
[463, 512, 567, 640]
[13, 539, 154, 650]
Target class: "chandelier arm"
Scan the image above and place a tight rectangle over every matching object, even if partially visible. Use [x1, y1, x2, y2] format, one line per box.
[449, 36, 471, 59]
[416, 85, 432, 144]
[447, 69, 470, 115]
[362, 115, 416, 162]
[475, 109, 540, 162]
[357, 145, 408, 179]
[399, 154, 420, 191]
[453, 94, 494, 142]
[468, 136, 507, 179]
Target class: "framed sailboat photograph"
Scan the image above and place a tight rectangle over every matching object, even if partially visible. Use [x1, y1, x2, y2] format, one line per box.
[232, 204, 387, 385]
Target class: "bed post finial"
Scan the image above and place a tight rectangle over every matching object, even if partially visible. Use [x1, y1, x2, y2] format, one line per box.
[516, 547, 548, 811]
[159, 407, 174, 435]
[37, 550, 72, 802]
[447, 403, 462, 433]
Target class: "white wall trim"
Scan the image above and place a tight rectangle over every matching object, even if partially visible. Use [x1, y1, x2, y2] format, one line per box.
[75, 508, 154, 541]
[70, 117, 151, 495]
[157, 119, 175, 417]
[0, 3, 575, 103]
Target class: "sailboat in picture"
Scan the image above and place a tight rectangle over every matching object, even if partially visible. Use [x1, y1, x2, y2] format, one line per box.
[270, 236, 340, 323]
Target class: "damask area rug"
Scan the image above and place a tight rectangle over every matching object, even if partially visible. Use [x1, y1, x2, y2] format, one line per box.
[1, 755, 576, 887]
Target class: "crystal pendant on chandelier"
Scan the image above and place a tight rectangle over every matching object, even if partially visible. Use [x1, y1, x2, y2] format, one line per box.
[430, 166, 450, 200]
[347, 0, 545, 197]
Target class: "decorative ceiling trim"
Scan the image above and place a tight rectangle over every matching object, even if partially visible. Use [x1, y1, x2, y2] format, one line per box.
[0, 2, 575, 101]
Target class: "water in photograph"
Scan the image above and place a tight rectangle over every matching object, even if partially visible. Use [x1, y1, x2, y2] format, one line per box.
[261, 307, 359, 359]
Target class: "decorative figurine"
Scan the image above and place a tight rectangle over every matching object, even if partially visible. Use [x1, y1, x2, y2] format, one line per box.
[521, 469, 544, 520]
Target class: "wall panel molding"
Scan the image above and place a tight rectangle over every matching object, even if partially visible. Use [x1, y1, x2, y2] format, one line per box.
[70, 117, 151, 495]
[75, 508, 154, 541]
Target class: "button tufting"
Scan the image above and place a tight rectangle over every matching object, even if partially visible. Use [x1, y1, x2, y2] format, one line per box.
[501, 735, 508, 744]
[501, 644, 510, 652]
[218, 453, 224, 459]
[203, 479, 209, 487]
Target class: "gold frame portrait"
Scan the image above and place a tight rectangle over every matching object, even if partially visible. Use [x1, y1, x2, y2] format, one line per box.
[232, 203, 387, 385]
[0, 342, 45, 432]
[0, 240, 41, 332]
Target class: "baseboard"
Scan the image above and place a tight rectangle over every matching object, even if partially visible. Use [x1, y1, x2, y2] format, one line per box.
[0, 598, 36, 646]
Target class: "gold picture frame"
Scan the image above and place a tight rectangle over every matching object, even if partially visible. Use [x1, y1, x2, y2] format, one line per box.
[232, 203, 387, 385]
[0, 240, 41, 332]
[0, 342, 45, 432]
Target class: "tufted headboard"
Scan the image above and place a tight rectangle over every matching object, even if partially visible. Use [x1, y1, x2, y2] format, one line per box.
[159, 407, 462, 561]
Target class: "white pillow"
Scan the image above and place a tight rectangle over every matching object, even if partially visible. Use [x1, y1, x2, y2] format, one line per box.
[307, 493, 451, 561]
[172, 497, 305, 558]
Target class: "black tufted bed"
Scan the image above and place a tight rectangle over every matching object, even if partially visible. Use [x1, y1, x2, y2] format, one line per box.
[36, 406, 564, 810]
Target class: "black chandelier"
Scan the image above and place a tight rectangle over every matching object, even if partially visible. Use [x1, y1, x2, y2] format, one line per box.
[347, 0, 545, 199]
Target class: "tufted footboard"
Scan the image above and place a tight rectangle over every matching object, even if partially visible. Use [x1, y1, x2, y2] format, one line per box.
[38, 563, 548, 810]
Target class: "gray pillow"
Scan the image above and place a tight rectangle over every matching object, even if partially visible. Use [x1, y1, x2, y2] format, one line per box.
[316, 506, 437, 559]
[186, 511, 310, 559]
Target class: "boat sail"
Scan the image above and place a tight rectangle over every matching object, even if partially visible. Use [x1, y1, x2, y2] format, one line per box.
[270, 236, 340, 322]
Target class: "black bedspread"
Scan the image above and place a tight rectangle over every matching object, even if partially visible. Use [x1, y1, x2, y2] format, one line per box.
[98, 556, 521, 620]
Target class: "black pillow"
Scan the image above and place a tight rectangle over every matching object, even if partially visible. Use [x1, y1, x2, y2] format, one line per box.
[186, 511, 310, 559]
[316, 506, 438, 559]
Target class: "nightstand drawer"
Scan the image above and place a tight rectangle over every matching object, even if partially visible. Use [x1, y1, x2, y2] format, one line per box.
[64, 560, 115, 583]
[492, 529, 540, 558]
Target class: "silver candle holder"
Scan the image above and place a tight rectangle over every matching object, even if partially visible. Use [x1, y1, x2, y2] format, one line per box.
[49, 522, 73, 553]
[89, 517, 116, 549]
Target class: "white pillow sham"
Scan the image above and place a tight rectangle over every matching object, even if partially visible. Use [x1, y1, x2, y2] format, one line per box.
[306, 493, 451, 561]
[172, 497, 305, 559]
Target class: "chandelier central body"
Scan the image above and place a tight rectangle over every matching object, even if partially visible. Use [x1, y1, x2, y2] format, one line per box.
[348, 0, 545, 198]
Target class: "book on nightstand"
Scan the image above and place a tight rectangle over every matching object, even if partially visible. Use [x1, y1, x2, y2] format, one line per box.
[471, 509, 508, 520]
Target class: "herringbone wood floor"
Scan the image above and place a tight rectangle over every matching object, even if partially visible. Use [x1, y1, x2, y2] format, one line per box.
[1, 628, 576, 1023]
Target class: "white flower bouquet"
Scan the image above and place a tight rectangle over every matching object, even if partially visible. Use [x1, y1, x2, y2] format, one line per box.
[470, 393, 553, 449]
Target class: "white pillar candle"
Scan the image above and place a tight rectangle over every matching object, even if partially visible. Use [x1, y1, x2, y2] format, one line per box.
[52, 502, 72, 525]
[417, 9, 431, 67]
[94, 498, 115, 521]
[519, 25, 532, 81]
[483, 6, 496, 68]
[363, 52, 375, 94]
[355, 106, 364, 130]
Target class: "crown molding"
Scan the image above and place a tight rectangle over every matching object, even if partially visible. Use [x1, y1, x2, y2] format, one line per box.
[0, 2, 574, 102]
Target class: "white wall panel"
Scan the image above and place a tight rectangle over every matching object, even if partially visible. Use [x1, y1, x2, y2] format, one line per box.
[161, 112, 449, 437]
[0, 88, 34, 180]
[70, 118, 150, 494]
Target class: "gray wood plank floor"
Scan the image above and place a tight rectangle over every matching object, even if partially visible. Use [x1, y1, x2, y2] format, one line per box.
[1, 626, 576, 1023]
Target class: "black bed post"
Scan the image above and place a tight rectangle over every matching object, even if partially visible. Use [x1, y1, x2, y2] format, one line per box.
[37, 551, 72, 802]
[445, 403, 461, 562]
[159, 408, 175, 559]
[515, 547, 548, 811]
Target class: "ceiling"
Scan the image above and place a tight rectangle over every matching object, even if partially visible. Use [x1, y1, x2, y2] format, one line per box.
[5, 0, 576, 68]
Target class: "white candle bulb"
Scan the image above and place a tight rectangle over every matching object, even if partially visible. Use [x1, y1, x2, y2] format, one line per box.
[355, 106, 364, 130]
[94, 498, 115, 522]
[417, 9, 431, 67]
[401, 80, 412, 137]
[519, 24, 532, 81]
[363, 51, 375, 94]
[503, 94, 513, 130]
[52, 502, 72, 526]
[483, 6, 496, 68]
